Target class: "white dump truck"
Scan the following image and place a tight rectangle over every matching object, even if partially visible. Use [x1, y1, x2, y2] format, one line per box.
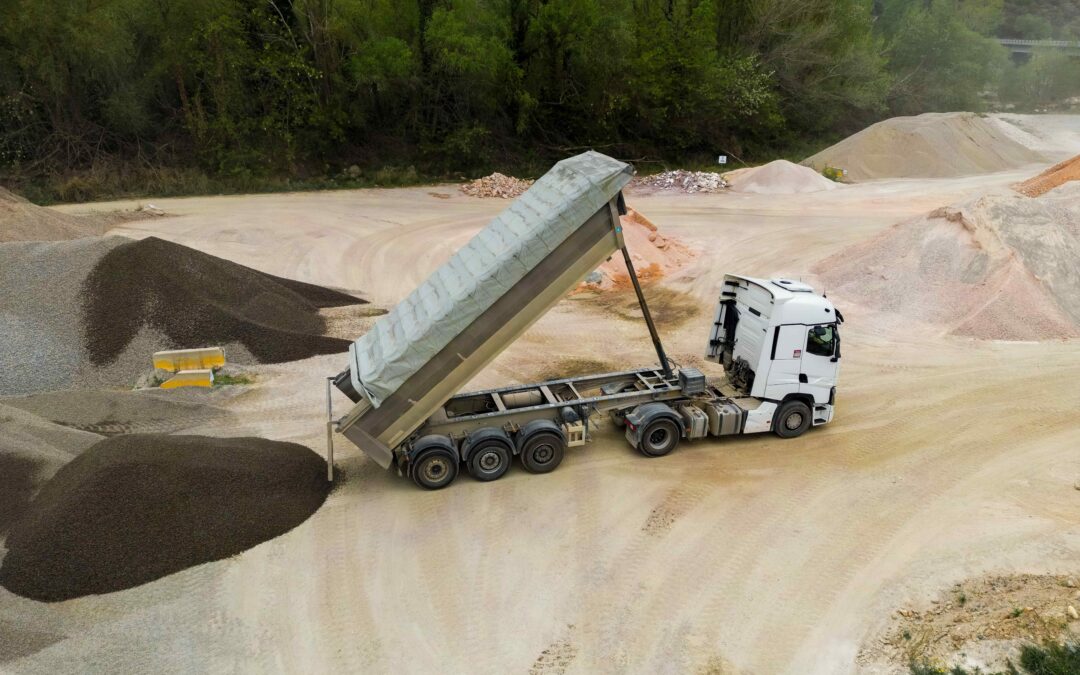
[326, 152, 842, 489]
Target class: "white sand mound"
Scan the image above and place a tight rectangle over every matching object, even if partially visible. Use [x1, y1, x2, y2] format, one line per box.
[803, 112, 1047, 181]
[0, 186, 102, 242]
[816, 189, 1080, 340]
[730, 160, 838, 194]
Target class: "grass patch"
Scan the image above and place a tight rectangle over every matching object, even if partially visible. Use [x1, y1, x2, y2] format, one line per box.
[214, 373, 253, 386]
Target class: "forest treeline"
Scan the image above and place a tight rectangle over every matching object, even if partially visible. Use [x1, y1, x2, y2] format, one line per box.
[1, 0, 1078, 200]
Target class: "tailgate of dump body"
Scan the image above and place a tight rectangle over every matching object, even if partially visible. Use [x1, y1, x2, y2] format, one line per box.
[334, 151, 634, 468]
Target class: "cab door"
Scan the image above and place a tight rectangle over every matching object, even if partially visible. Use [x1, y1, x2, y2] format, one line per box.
[800, 323, 839, 404]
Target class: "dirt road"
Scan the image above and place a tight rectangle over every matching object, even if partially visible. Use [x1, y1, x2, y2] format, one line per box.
[7, 164, 1079, 673]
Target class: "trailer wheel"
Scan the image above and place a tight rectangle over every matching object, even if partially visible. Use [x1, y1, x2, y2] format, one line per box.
[774, 400, 812, 439]
[639, 418, 680, 457]
[411, 448, 459, 490]
[520, 432, 565, 474]
[467, 439, 512, 482]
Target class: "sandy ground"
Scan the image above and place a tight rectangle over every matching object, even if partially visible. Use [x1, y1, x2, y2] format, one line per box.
[6, 150, 1079, 672]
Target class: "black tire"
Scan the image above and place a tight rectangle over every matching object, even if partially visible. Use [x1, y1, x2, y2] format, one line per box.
[774, 400, 812, 439]
[411, 448, 459, 490]
[639, 417, 680, 457]
[520, 432, 565, 474]
[466, 440, 512, 482]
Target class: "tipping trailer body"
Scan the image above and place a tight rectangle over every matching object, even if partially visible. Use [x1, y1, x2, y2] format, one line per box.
[333, 152, 634, 468]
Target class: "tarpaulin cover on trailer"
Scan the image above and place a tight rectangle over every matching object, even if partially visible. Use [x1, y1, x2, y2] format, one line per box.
[348, 151, 633, 407]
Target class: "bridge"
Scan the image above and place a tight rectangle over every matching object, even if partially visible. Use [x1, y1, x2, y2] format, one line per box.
[998, 38, 1080, 57]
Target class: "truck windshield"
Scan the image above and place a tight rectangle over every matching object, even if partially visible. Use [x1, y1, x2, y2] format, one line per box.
[806, 324, 836, 357]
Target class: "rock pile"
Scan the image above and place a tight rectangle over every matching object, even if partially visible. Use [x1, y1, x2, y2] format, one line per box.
[633, 170, 728, 193]
[460, 173, 534, 198]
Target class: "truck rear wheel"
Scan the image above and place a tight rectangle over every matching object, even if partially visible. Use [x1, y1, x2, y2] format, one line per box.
[520, 432, 565, 474]
[467, 439, 512, 481]
[774, 400, 812, 439]
[639, 418, 680, 457]
[411, 449, 459, 490]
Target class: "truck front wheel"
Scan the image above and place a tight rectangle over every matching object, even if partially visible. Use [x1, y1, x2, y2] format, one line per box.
[411, 449, 459, 490]
[774, 400, 812, 439]
[639, 418, 680, 457]
[520, 432, 565, 473]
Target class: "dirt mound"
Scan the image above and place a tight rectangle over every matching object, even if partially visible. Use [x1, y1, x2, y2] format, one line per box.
[0, 434, 329, 602]
[803, 112, 1047, 181]
[1015, 153, 1080, 197]
[632, 170, 727, 194]
[817, 189, 1080, 340]
[587, 208, 694, 289]
[0, 186, 104, 242]
[460, 173, 534, 198]
[729, 159, 838, 194]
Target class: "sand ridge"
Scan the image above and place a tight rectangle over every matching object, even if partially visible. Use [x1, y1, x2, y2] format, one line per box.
[803, 112, 1047, 181]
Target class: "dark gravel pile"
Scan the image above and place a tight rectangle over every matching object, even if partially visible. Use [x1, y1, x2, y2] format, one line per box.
[82, 237, 361, 366]
[0, 454, 44, 536]
[0, 434, 330, 602]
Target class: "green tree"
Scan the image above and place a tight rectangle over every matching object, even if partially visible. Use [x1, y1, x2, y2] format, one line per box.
[883, 0, 1009, 114]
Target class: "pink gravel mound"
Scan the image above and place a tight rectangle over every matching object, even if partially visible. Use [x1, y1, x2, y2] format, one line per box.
[816, 190, 1080, 340]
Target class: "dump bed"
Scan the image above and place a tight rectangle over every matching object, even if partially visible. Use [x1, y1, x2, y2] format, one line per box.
[334, 152, 634, 467]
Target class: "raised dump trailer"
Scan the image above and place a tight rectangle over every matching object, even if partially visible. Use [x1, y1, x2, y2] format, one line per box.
[327, 152, 843, 489]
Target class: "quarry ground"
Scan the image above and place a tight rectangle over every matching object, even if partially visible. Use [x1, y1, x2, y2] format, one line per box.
[4, 157, 1080, 672]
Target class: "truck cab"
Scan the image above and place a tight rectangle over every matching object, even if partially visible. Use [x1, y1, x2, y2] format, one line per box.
[706, 275, 842, 429]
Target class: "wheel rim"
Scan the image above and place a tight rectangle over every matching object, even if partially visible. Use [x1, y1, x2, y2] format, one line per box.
[532, 442, 555, 465]
[785, 412, 804, 430]
[649, 427, 670, 449]
[478, 449, 502, 472]
[422, 457, 449, 483]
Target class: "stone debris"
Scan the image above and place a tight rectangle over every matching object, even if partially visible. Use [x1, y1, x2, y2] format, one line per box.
[460, 173, 535, 199]
[633, 170, 728, 194]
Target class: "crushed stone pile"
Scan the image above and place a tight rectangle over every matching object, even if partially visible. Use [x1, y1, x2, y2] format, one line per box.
[633, 170, 727, 193]
[0, 186, 102, 243]
[459, 173, 534, 198]
[585, 208, 694, 289]
[729, 159, 838, 194]
[816, 189, 1080, 340]
[1, 389, 230, 436]
[0, 404, 99, 536]
[1014, 153, 1080, 197]
[803, 112, 1047, 181]
[0, 236, 363, 395]
[0, 434, 329, 602]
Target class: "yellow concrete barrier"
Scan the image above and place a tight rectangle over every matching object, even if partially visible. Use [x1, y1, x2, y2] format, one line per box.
[160, 369, 215, 389]
[153, 347, 225, 372]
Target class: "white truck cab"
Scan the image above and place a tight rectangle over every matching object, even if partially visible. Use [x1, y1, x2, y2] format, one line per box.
[706, 275, 843, 436]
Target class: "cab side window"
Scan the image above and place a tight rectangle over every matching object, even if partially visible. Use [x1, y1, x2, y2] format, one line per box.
[806, 324, 835, 357]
